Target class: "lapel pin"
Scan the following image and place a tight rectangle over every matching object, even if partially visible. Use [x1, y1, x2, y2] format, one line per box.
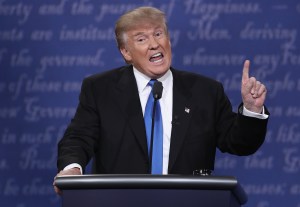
[185, 107, 190, 113]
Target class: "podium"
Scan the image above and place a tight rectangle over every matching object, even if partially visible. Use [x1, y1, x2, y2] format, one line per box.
[55, 175, 247, 207]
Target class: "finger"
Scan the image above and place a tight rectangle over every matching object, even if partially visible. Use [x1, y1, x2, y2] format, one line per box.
[251, 78, 256, 95]
[256, 83, 267, 97]
[242, 60, 250, 83]
[246, 77, 256, 94]
[53, 178, 62, 195]
[54, 185, 62, 196]
[253, 81, 261, 98]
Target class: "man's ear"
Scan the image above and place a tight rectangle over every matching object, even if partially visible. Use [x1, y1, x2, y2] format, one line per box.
[120, 47, 132, 63]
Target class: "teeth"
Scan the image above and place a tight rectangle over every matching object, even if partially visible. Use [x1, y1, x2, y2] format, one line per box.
[151, 53, 162, 58]
[153, 59, 163, 63]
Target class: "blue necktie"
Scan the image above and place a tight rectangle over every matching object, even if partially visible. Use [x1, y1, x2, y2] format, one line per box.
[144, 79, 163, 174]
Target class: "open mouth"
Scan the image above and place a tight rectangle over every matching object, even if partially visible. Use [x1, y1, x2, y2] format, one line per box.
[149, 52, 164, 63]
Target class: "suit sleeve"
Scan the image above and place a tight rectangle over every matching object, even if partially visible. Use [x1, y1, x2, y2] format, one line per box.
[57, 78, 101, 172]
[215, 83, 269, 155]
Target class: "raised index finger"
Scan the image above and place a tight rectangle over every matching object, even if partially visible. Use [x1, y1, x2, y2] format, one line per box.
[242, 60, 250, 82]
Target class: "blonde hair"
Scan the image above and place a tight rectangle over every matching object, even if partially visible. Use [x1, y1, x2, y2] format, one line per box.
[115, 6, 168, 49]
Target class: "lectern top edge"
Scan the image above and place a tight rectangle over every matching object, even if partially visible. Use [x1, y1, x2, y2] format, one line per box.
[54, 174, 247, 204]
[55, 174, 238, 190]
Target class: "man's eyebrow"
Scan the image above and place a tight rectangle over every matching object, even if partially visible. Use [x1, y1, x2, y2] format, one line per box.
[132, 32, 146, 37]
[132, 26, 163, 36]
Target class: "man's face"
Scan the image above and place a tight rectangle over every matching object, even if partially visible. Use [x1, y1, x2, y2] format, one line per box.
[120, 23, 172, 79]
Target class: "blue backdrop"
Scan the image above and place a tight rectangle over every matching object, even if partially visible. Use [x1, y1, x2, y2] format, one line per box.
[1, 0, 300, 206]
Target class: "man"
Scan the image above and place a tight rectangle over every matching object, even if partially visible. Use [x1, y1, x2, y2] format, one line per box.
[54, 6, 269, 194]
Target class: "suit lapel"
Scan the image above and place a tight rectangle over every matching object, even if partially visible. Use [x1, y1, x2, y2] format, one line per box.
[168, 69, 193, 172]
[112, 66, 149, 158]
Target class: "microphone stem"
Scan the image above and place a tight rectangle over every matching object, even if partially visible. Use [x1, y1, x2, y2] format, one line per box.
[149, 99, 157, 174]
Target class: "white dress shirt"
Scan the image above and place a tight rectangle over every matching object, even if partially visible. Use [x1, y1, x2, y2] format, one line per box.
[133, 67, 173, 174]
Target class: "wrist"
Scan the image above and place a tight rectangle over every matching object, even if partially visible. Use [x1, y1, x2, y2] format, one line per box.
[243, 105, 263, 114]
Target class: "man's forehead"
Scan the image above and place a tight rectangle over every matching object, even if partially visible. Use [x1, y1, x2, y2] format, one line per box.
[127, 24, 165, 35]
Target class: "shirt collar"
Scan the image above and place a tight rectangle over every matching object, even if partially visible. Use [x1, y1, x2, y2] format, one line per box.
[133, 66, 172, 94]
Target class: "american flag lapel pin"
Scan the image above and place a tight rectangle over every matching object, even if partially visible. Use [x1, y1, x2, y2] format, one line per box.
[185, 107, 190, 113]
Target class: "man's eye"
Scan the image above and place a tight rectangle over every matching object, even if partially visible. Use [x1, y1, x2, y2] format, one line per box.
[155, 31, 163, 37]
[136, 37, 146, 43]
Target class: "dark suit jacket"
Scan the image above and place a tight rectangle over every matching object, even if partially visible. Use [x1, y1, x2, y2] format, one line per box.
[57, 65, 269, 174]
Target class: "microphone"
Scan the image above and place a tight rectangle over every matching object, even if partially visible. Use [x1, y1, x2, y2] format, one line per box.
[149, 80, 163, 173]
[152, 81, 163, 100]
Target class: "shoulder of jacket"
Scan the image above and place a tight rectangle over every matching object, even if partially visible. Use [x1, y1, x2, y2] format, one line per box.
[171, 67, 222, 87]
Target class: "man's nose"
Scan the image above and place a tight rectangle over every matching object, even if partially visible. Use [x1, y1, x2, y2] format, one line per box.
[148, 36, 159, 49]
